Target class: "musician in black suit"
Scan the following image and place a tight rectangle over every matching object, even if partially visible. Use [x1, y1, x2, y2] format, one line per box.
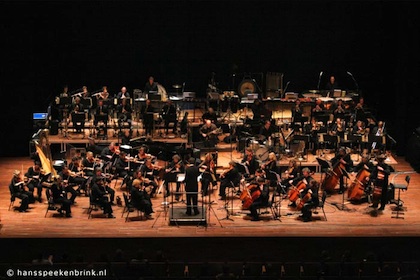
[259, 120, 274, 140]
[241, 148, 260, 178]
[331, 147, 353, 194]
[92, 167, 115, 205]
[50, 176, 72, 218]
[94, 99, 109, 139]
[70, 98, 85, 133]
[25, 161, 43, 202]
[248, 177, 270, 221]
[201, 107, 218, 124]
[161, 100, 178, 135]
[200, 119, 219, 148]
[325, 75, 339, 97]
[184, 158, 200, 215]
[131, 179, 153, 219]
[289, 167, 314, 207]
[117, 97, 132, 131]
[369, 154, 391, 210]
[116, 86, 130, 99]
[292, 99, 304, 128]
[9, 170, 32, 212]
[219, 161, 240, 200]
[91, 177, 115, 218]
[140, 99, 155, 136]
[139, 159, 159, 196]
[144, 76, 158, 94]
[162, 155, 184, 199]
[353, 155, 374, 173]
[300, 180, 320, 222]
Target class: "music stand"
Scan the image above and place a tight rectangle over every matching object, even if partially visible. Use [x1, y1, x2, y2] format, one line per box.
[330, 168, 352, 211]
[316, 157, 331, 184]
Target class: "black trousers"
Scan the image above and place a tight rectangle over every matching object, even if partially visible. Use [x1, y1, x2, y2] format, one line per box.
[186, 193, 199, 214]
[55, 197, 72, 214]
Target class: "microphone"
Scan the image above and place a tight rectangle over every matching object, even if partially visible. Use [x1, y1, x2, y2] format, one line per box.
[317, 71, 323, 90]
[319, 71, 323, 77]
[347, 71, 353, 76]
[284, 81, 291, 93]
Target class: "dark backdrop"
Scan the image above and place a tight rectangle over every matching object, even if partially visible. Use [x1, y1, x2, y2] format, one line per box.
[1, 0, 419, 157]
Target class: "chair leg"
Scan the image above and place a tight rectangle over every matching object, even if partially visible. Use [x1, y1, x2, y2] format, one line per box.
[125, 207, 130, 222]
[323, 208, 327, 221]
[121, 206, 126, 218]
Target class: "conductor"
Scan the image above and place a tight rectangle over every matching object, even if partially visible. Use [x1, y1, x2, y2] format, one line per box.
[184, 158, 200, 216]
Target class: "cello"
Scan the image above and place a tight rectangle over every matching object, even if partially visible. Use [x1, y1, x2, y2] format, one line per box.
[347, 168, 370, 201]
[371, 169, 386, 206]
[288, 180, 307, 203]
[240, 183, 262, 209]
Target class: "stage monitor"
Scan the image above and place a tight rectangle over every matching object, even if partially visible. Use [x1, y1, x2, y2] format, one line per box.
[33, 112, 47, 120]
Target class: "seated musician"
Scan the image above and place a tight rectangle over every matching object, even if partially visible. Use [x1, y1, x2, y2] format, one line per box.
[201, 107, 218, 124]
[144, 76, 158, 94]
[329, 117, 346, 143]
[81, 85, 90, 98]
[304, 117, 322, 153]
[24, 161, 44, 202]
[312, 99, 325, 119]
[163, 155, 184, 199]
[280, 159, 300, 191]
[92, 167, 115, 205]
[331, 99, 346, 121]
[81, 151, 97, 177]
[117, 97, 132, 132]
[368, 154, 391, 211]
[91, 177, 115, 218]
[101, 142, 120, 162]
[353, 120, 366, 135]
[131, 179, 154, 219]
[86, 137, 104, 157]
[121, 130, 131, 146]
[139, 159, 160, 196]
[70, 102, 85, 134]
[355, 97, 367, 122]
[292, 99, 304, 128]
[161, 99, 178, 135]
[241, 147, 260, 179]
[140, 99, 155, 136]
[353, 155, 374, 174]
[199, 153, 217, 197]
[200, 119, 219, 148]
[9, 170, 34, 212]
[58, 166, 79, 204]
[219, 161, 240, 200]
[50, 176, 72, 218]
[259, 120, 274, 141]
[248, 177, 270, 222]
[94, 99, 109, 139]
[331, 147, 353, 194]
[289, 167, 314, 208]
[115, 151, 130, 179]
[99, 85, 110, 100]
[261, 152, 278, 186]
[116, 86, 130, 99]
[300, 180, 320, 222]
[134, 146, 155, 166]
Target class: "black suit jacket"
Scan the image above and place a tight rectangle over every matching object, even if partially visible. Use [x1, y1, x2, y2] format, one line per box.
[184, 165, 199, 192]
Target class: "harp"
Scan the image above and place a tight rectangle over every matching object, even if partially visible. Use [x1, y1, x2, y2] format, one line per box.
[34, 129, 57, 177]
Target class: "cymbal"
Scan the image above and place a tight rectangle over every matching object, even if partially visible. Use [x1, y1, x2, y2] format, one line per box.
[172, 84, 182, 89]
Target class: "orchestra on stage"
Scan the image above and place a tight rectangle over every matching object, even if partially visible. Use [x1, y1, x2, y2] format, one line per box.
[11, 74, 405, 223]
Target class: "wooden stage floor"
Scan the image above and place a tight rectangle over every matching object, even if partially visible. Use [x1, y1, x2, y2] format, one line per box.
[1, 151, 419, 239]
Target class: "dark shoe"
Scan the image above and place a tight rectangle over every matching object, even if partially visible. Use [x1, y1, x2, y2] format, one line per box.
[107, 214, 116, 218]
[338, 190, 343, 194]
[164, 192, 170, 198]
[378, 207, 385, 211]
[288, 202, 297, 208]
[219, 196, 226, 200]
[251, 217, 261, 221]
[57, 208, 63, 214]
[194, 211, 200, 216]
[369, 204, 377, 208]
[303, 218, 311, 222]
[145, 214, 154, 220]
[18, 208, 27, 213]
[110, 202, 116, 206]
[66, 214, 72, 218]
[185, 212, 192, 216]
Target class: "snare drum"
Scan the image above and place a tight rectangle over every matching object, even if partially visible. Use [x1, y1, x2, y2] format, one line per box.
[255, 147, 269, 161]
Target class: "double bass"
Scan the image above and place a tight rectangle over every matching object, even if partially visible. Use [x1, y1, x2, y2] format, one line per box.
[347, 168, 371, 201]
[240, 183, 262, 209]
[322, 160, 345, 192]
